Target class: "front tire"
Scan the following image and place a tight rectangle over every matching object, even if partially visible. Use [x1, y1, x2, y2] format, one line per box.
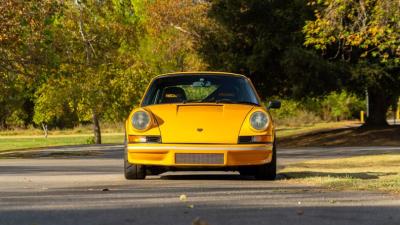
[124, 159, 146, 180]
[124, 134, 146, 180]
[254, 143, 277, 180]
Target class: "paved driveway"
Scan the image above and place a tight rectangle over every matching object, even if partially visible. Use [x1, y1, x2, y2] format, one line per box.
[0, 145, 399, 225]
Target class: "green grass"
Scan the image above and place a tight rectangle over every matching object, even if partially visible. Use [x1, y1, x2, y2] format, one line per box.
[276, 120, 360, 138]
[280, 154, 400, 194]
[0, 134, 124, 152]
[0, 123, 124, 136]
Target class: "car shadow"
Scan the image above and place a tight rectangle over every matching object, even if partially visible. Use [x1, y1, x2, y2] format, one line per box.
[159, 173, 287, 180]
[160, 174, 248, 180]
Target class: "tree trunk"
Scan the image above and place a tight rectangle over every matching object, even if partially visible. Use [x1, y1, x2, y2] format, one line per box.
[365, 89, 391, 126]
[92, 111, 101, 144]
[0, 119, 6, 129]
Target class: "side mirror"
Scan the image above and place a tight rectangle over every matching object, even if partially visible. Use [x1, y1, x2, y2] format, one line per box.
[267, 100, 281, 109]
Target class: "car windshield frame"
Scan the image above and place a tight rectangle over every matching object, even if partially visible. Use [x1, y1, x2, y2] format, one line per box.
[141, 74, 261, 107]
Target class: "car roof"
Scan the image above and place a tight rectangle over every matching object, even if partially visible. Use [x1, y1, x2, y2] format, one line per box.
[153, 71, 248, 79]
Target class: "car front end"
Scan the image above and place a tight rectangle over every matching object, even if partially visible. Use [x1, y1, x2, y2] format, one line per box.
[124, 72, 279, 179]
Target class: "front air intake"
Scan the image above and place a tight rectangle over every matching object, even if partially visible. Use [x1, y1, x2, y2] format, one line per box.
[175, 153, 224, 165]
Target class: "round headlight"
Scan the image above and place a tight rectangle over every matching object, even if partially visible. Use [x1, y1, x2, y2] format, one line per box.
[132, 111, 151, 130]
[250, 111, 269, 131]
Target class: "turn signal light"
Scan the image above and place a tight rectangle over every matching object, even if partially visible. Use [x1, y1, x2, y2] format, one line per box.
[238, 135, 272, 144]
[128, 135, 161, 143]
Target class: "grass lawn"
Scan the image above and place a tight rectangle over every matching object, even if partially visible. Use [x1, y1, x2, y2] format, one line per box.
[280, 154, 400, 194]
[0, 134, 124, 152]
[276, 120, 360, 138]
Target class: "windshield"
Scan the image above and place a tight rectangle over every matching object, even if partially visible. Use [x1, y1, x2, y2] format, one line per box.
[141, 74, 260, 106]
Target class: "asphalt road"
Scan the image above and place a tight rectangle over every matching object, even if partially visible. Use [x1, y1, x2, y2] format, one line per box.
[1, 145, 400, 225]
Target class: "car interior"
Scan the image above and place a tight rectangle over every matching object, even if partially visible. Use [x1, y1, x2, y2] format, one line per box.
[160, 86, 187, 103]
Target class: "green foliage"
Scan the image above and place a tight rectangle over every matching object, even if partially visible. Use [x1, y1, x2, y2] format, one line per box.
[85, 136, 95, 144]
[303, 0, 400, 126]
[33, 76, 80, 128]
[181, 86, 218, 101]
[270, 90, 364, 126]
[196, 0, 346, 99]
[304, 0, 400, 64]
[32, 0, 144, 128]
[270, 99, 300, 120]
[270, 99, 321, 127]
[30, 0, 208, 132]
[0, 73, 26, 128]
[321, 91, 364, 121]
[1, 0, 396, 131]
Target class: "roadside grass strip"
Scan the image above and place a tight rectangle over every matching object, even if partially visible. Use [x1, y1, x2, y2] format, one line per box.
[0, 134, 124, 152]
[276, 121, 360, 138]
[280, 154, 400, 194]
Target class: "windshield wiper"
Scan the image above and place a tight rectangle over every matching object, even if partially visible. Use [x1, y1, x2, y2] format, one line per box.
[214, 100, 259, 106]
[234, 101, 259, 106]
[215, 99, 234, 104]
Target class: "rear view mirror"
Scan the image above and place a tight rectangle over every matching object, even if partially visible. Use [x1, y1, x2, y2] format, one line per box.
[267, 100, 281, 109]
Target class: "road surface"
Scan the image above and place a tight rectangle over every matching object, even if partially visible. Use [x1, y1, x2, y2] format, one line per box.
[0, 145, 400, 225]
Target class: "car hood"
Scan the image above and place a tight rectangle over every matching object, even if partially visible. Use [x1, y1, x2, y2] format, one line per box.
[144, 103, 254, 144]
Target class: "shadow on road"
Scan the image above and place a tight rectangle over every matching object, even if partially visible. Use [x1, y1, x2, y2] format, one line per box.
[281, 171, 396, 180]
[1, 204, 399, 225]
[160, 174, 251, 180]
[159, 173, 288, 180]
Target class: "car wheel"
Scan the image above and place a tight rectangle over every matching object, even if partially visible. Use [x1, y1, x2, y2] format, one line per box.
[124, 134, 146, 180]
[254, 143, 276, 180]
[124, 159, 146, 180]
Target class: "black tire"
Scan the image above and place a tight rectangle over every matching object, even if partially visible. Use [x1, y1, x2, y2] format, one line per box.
[254, 143, 277, 180]
[124, 158, 146, 180]
[124, 134, 146, 180]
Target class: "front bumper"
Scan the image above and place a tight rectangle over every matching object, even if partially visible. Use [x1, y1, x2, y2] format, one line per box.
[126, 143, 273, 167]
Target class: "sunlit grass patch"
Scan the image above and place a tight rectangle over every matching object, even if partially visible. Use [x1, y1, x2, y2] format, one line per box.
[0, 134, 124, 152]
[280, 154, 400, 193]
[0, 122, 124, 136]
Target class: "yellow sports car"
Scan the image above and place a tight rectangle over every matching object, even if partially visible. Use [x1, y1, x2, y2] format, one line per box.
[124, 72, 281, 180]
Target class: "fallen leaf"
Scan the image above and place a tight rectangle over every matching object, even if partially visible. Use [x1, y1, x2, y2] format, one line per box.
[179, 194, 187, 201]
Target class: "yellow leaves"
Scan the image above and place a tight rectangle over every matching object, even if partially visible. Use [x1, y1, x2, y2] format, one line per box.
[368, 26, 380, 36]
[303, 0, 399, 64]
[383, 52, 389, 59]
[179, 194, 188, 201]
[360, 51, 368, 58]
[348, 34, 363, 46]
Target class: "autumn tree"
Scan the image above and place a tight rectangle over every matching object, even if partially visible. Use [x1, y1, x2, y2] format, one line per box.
[33, 0, 142, 143]
[196, 0, 345, 99]
[303, 0, 400, 126]
[0, 0, 60, 128]
[137, 0, 208, 73]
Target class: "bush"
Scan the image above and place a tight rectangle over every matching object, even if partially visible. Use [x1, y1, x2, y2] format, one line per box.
[85, 136, 95, 144]
[269, 90, 364, 127]
[321, 91, 364, 121]
[269, 99, 321, 127]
